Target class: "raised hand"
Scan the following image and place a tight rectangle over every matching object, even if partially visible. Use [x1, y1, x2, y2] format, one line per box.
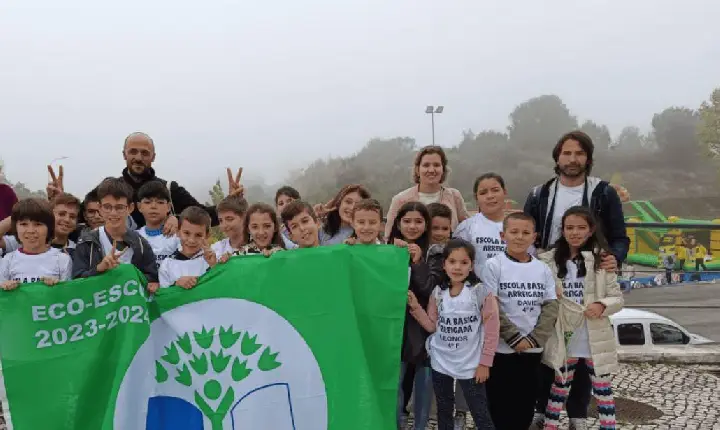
[97, 240, 125, 273]
[226, 168, 244, 197]
[312, 202, 336, 219]
[163, 215, 178, 236]
[46, 165, 64, 201]
[203, 243, 217, 267]
[408, 243, 422, 264]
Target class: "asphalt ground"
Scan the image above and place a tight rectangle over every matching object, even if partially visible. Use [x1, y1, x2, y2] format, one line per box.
[623, 282, 720, 342]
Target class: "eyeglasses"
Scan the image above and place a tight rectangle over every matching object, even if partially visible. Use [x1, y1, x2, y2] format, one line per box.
[101, 204, 128, 213]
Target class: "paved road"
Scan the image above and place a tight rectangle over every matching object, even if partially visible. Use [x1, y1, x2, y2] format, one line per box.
[623, 283, 720, 341]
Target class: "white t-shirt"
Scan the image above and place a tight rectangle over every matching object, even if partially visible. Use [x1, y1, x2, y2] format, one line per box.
[0, 248, 72, 283]
[418, 190, 442, 205]
[159, 251, 210, 288]
[211, 238, 240, 259]
[427, 283, 489, 379]
[482, 253, 557, 354]
[454, 213, 505, 278]
[562, 260, 591, 358]
[548, 183, 584, 245]
[137, 227, 181, 268]
[98, 227, 134, 264]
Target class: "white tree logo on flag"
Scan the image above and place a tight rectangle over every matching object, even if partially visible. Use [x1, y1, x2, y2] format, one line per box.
[114, 298, 328, 430]
[154, 326, 282, 430]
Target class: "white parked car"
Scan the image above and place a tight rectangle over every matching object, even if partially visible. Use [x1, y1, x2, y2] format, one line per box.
[609, 308, 716, 350]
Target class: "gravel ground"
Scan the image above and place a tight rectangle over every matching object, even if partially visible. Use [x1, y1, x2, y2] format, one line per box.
[406, 363, 720, 429]
[1, 364, 718, 429]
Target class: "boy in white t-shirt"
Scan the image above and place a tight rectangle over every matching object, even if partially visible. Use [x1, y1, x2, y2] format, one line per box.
[136, 181, 180, 269]
[0, 193, 81, 258]
[454, 173, 507, 278]
[212, 195, 249, 260]
[0, 198, 72, 290]
[481, 212, 558, 430]
[159, 207, 222, 289]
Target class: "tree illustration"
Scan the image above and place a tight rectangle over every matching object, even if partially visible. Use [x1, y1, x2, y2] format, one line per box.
[155, 326, 282, 430]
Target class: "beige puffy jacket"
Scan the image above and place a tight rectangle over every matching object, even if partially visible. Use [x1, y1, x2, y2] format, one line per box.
[539, 250, 624, 378]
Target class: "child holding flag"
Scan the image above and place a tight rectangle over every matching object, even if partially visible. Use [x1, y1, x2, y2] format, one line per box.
[0, 198, 72, 289]
[237, 203, 285, 255]
[386, 201, 433, 430]
[159, 207, 219, 289]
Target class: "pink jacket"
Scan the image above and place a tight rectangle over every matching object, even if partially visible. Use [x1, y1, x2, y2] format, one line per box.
[385, 185, 469, 238]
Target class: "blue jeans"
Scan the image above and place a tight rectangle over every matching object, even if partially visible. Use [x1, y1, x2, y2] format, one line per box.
[398, 362, 432, 430]
[432, 369, 494, 430]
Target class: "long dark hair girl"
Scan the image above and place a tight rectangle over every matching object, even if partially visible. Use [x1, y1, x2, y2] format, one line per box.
[438, 238, 481, 288]
[243, 203, 285, 249]
[553, 206, 611, 278]
[323, 184, 371, 237]
[386, 201, 431, 255]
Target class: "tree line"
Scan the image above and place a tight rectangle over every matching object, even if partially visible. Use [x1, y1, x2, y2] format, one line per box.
[282, 88, 720, 210]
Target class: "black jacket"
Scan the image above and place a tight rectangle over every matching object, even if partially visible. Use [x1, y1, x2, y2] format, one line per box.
[72, 228, 159, 282]
[120, 168, 219, 228]
[401, 245, 446, 364]
[523, 176, 629, 263]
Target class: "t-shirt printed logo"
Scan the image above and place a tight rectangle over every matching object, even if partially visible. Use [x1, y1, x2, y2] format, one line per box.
[13, 276, 42, 284]
[498, 282, 546, 313]
[437, 315, 478, 349]
[474, 236, 505, 261]
[563, 280, 585, 304]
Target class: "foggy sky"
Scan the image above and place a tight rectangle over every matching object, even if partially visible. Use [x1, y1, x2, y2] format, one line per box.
[1, 0, 719, 200]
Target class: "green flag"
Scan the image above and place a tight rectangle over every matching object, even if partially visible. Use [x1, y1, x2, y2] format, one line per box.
[0, 245, 408, 430]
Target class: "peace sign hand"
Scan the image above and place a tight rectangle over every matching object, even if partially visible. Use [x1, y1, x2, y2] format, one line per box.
[46, 165, 64, 201]
[203, 243, 217, 267]
[97, 240, 125, 273]
[226, 168, 244, 198]
[312, 202, 336, 219]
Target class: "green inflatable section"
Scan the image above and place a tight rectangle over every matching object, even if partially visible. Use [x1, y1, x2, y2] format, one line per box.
[624, 200, 720, 269]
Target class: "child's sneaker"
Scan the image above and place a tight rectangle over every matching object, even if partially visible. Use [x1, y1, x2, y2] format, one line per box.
[453, 411, 467, 430]
[528, 412, 544, 430]
[569, 418, 588, 430]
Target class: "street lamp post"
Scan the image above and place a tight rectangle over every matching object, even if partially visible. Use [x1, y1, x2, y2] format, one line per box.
[425, 105, 444, 146]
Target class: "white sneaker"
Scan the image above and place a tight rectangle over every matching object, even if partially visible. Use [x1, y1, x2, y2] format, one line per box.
[528, 412, 544, 430]
[569, 418, 588, 430]
[453, 412, 467, 430]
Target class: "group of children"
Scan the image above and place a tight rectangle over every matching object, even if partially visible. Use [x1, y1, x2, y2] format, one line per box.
[0, 172, 624, 430]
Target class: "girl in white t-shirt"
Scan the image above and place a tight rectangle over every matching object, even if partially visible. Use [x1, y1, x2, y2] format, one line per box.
[538, 206, 623, 430]
[0, 199, 72, 290]
[454, 173, 507, 278]
[408, 238, 499, 430]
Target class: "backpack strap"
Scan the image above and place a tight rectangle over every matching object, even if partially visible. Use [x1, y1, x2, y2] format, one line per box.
[166, 181, 176, 216]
